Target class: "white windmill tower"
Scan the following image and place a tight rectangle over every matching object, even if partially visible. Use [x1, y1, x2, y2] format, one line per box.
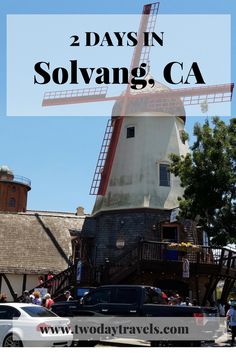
[92, 79, 189, 214]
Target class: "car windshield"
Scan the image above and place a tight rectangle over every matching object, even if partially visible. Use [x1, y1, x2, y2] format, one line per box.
[21, 306, 58, 317]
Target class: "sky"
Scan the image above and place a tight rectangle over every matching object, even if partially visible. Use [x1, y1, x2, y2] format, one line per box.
[0, 0, 235, 214]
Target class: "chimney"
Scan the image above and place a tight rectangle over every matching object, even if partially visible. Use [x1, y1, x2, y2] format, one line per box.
[76, 206, 85, 216]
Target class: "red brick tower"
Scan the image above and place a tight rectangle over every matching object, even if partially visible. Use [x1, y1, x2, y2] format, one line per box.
[0, 165, 31, 212]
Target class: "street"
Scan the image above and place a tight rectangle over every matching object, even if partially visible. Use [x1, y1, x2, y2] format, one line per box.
[95, 330, 233, 348]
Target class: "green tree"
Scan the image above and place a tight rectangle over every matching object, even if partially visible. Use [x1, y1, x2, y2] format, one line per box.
[170, 117, 236, 245]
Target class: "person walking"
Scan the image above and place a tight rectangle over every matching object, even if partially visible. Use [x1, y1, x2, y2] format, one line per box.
[32, 291, 42, 305]
[64, 290, 73, 301]
[226, 301, 236, 346]
[44, 293, 54, 309]
[46, 272, 54, 293]
[21, 290, 31, 303]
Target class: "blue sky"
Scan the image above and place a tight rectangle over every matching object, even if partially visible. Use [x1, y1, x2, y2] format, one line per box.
[0, 0, 235, 214]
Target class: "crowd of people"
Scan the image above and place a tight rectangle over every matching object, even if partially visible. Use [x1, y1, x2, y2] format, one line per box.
[21, 290, 55, 309]
[0, 272, 74, 310]
[165, 294, 195, 306]
[20, 289, 73, 308]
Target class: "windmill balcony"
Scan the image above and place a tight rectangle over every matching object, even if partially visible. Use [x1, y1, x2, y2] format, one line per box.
[140, 241, 232, 265]
[103, 240, 236, 286]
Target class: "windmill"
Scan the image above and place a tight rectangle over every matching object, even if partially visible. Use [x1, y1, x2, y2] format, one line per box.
[42, 2, 234, 215]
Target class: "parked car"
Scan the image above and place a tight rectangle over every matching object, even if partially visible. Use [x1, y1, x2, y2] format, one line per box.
[52, 285, 220, 346]
[0, 303, 73, 347]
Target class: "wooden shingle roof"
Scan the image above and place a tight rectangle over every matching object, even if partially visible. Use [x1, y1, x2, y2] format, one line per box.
[0, 211, 86, 274]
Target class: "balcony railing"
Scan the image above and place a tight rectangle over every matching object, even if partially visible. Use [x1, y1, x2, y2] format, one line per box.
[106, 241, 236, 277]
[13, 175, 31, 187]
[140, 241, 236, 269]
[0, 174, 31, 188]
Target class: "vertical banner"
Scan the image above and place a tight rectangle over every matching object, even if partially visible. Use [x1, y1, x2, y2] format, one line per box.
[182, 257, 190, 278]
[77, 260, 83, 283]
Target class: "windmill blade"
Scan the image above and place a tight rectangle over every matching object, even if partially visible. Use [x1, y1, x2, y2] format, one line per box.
[42, 3, 160, 108]
[179, 83, 234, 105]
[130, 2, 160, 70]
[42, 86, 109, 106]
[145, 83, 234, 112]
[90, 119, 113, 195]
[90, 3, 160, 196]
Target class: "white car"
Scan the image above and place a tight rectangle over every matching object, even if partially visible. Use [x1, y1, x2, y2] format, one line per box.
[0, 303, 73, 347]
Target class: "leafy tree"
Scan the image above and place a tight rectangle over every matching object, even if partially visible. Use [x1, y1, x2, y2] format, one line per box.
[170, 117, 236, 245]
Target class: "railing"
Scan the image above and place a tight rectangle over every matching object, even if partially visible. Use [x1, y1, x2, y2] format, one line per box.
[106, 241, 236, 272]
[140, 241, 236, 271]
[17, 263, 77, 302]
[0, 174, 31, 188]
[141, 241, 201, 262]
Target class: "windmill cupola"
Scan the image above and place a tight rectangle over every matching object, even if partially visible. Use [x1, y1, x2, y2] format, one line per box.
[112, 79, 186, 123]
[0, 165, 31, 213]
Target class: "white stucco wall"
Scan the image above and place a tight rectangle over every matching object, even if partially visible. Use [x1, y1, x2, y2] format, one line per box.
[93, 112, 189, 214]
[1, 274, 44, 301]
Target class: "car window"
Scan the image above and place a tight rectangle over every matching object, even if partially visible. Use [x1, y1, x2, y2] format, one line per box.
[83, 289, 112, 305]
[144, 288, 162, 304]
[0, 306, 21, 320]
[114, 288, 138, 304]
[77, 288, 92, 298]
[22, 306, 58, 317]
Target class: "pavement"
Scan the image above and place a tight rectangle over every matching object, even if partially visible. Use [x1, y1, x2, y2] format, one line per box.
[98, 330, 233, 347]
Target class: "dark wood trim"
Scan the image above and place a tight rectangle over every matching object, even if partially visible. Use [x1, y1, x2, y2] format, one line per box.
[2, 274, 16, 299]
[202, 275, 219, 306]
[0, 274, 2, 293]
[22, 274, 27, 293]
[195, 275, 200, 305]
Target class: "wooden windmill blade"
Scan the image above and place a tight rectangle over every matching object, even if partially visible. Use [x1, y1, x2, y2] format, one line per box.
[149, 83, 234, 105]
[138, 82, 234, 115]
[129, 2, 160, 71]
[90, 2, 160, 196]
[41, 3, 160, 196]
[42, 82, 234, 108]
[42, 86, 110, 107]
[42, 2, 160, 108]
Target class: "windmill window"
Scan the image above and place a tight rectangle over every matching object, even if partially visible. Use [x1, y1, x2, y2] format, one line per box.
[159, 164, 170, 187]
[8, 197, 16, 207]
[126, 126, 135, 138]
